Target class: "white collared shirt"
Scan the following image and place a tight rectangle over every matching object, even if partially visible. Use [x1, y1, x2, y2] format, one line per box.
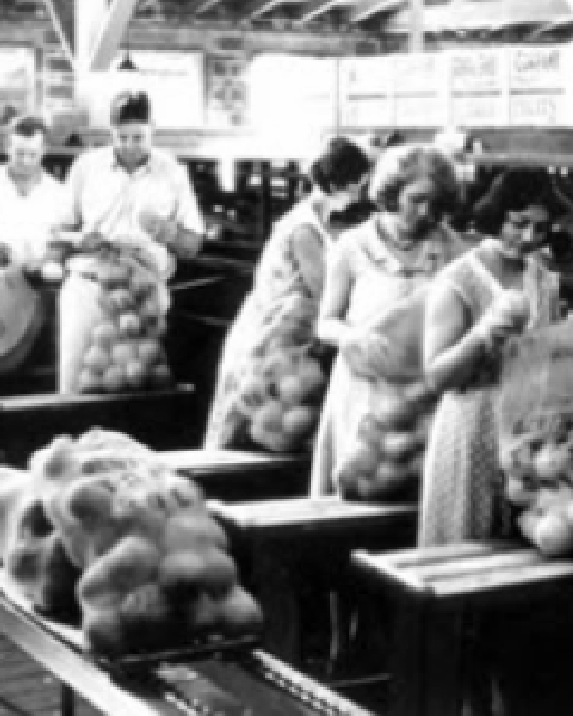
[0, 166, 67, 264]
[62, 146, 204, 241]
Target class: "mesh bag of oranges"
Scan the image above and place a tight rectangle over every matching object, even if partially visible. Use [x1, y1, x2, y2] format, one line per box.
[59, 242, 171, 395]
[335, 381, 435, 501]
[498, 321, 573, 556]
[208, 291, 330, 453]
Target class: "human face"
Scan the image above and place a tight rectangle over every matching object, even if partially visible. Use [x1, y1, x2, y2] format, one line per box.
[111, 121, 153, 170]
[396, 178, 441, 237]
[501, 206, 550, 258]
[7, 131, 44, 181]
[329, 176, 368, 213]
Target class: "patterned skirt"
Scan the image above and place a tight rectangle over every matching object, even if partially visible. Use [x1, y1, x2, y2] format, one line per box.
[418, 386, 512, 547]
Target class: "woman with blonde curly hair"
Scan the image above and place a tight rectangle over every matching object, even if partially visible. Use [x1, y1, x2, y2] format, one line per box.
[311, 144, 465, 496]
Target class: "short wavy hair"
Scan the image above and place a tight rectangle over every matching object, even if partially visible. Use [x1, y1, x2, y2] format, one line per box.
[369, 144, 460, 217]
[309, 137, 370, 195]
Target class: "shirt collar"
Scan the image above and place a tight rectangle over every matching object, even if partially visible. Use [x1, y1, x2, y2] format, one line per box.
[110, 148, 156, 175]
[365, 215, 446, 275]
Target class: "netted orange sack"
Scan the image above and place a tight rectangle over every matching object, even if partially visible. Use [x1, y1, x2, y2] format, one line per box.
[498, 322, 573, 557]
[6, 429, 263, 656]
[59, 244, 171, 394]
[336, 382, 435, 501]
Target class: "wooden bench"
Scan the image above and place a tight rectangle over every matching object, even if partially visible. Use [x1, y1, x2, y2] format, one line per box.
[160, 449, 310, 501]
[210, 497, 418, 671]
[0, 385, 199, 467]
[352, 541, 573, 716]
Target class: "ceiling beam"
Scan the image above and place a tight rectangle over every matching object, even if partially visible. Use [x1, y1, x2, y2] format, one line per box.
[42, 0, 75, 66]
[237, 0, 285, 20]
[76, 0, 108, 70]
[184, 0, 227, 14]
[349, 0, 405, 23]
[89, 0, 140, 71]
[297, 0, 341, 24]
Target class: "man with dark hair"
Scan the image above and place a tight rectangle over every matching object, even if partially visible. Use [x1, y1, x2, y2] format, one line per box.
[57, 90, 204, 272]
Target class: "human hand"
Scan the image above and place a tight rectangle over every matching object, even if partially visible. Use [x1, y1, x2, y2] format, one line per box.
[474, 290, 530, 348]
[138, 210, 177, 246]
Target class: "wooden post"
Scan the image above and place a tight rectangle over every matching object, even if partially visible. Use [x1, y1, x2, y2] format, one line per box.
[409, 0, 424, 53]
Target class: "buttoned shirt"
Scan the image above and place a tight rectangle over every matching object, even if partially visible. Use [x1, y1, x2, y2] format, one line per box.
[61, 147, 204, 270]
[0, 166, 67, 264]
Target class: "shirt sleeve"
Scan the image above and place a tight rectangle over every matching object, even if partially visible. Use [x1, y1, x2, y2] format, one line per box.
[57, 155, 86, 231]
[290, 223, 326, 301]
[172, 163, 205, 236]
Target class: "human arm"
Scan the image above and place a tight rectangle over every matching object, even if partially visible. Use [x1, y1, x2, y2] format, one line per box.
[423, 280, 484, 393]
[290, 224, 326, 301]
[315, 243, 355, 348]
[140, 164, 205, 260]
[424, 280, 530, 394]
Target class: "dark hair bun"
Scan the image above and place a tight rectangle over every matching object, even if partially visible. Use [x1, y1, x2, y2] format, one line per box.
[110, 91, 151, 125]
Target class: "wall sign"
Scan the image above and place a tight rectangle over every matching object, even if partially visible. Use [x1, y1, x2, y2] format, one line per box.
[394, 53, 448, 127]
[449, 47, 509, 127]
[338, 56, 395, 128]
[508, 46, 569, 127]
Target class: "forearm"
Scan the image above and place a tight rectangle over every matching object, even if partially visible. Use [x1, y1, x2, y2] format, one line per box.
[316, 317, 353, 348]
[425, 327, 489, 393]
[161, 223, 204, 260]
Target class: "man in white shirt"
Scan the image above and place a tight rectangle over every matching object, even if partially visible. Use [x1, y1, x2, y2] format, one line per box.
[58, 90, 205, 271]
[0, 115, 66, 266]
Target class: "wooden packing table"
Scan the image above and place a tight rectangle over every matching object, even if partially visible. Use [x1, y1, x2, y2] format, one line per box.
[0, 385, 199, 467]
[352, 540, 573, 716]
[0, 571, 373, 716]
[162, 449, 310, 501]
[210, 497, 418, 669]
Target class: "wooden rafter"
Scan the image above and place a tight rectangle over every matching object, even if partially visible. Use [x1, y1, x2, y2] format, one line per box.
[349, 0, 405, 23]
[297, 0, 341, 24]
[184, 0, 226, 14]
[42, 0, 75, 63]
[237, 0, 285, 20]
[90, 0, 140, 70]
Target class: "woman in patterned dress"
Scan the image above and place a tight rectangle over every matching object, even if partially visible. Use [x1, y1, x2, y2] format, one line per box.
[204, 138, 370, 449]
[419, 169, 561, 547]
[311, 145, 465, 496]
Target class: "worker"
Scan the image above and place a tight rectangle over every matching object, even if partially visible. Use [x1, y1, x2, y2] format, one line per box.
[57, 90, 205, 273]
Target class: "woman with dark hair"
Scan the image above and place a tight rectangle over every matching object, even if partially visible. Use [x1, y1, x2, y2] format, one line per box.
[204, 137, 370, 449]
[419, 168, 560, 547]
[311, 144, 465, 495]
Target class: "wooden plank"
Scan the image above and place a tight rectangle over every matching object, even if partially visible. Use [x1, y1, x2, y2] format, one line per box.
[237, 0, 284, 20]
[88, 0, 140, 71]
[353, 549, 425, 594]
[414, 550, 544, 583]
[435, 560, 573, 600]
[349, 0, 404, 23]
[185, 0, 226, 14]
[363, 541, 518, 571]
[297, 0, 342, 23]
[211, 496, 417, 530]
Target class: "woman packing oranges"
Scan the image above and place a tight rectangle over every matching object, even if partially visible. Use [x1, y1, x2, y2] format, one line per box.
[204, 138, 370, 451]
[311, 144, 465, 497]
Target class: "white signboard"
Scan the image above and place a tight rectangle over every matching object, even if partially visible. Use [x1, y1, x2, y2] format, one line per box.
[394, 53, 448, 127]
[449, 48, 509, 126]
[0, 48, 35, 124]
[338, 56, 395, 127]
[508, 45, 569, 126]
[249, 54, 337, 134]
[78, 51, 204, 129]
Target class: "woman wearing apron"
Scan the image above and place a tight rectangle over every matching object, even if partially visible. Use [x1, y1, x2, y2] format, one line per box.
[204, 138, 370, 450]
[311, 145, 464, 496]
[419, 169, 561, 716]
